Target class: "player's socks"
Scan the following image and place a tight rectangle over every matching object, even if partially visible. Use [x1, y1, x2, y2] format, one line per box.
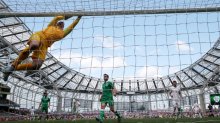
[99, 109, 105, 122]
[114, 111, 121, 123]
[114, 111, 121, 118]
[96, 110, 104, 123]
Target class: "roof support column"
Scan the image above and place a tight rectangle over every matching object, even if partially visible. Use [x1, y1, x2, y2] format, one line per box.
[148, 94, 151, 111]
[56, 91, 62, 113]
[129, 95, 132, 112]
[144, 79, 151, 111]
[198, 89, 206, 113]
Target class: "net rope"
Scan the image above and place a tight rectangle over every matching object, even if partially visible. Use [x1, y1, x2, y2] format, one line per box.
[0, 0, 220, 114]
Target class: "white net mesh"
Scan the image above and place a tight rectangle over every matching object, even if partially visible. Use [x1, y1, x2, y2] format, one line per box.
[0, 0, 219, 115]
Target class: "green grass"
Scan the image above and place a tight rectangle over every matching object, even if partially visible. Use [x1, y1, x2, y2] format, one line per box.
[2, 117, 220, 123]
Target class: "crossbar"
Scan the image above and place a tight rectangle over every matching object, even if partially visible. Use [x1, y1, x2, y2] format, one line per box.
[0, 7, 220, 17]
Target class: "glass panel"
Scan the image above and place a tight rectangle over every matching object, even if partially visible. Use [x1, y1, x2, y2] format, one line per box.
[13, 43, 26, 50]
[80, 77, 89, 86]
[73, 75, 83, 84]
[0, 28, 12, 36]
[15, 32, 30, 41]
[139, 81, 147, 91]
[88, 79, 97, 89]
[0, 17, 19, 26]
[131, 82, 138, 91]
[66, 81, 77, 89]
[147, 81, 156, 90]
[205, 55, 217, 62]
[4, 35, 20, 44]
[64, 73, 73, 80]
[155, 80, 164, 89]
[211, 50, 220, 58]
[183, 79, 194, 87]
[7, 25, 26, 34]
[42, 59, 55, 68]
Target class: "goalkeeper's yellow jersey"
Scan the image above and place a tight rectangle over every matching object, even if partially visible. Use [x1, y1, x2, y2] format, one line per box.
[40, 26, 65, 47]
[35, 16, 65, 47]
[32, 16, 80, 48]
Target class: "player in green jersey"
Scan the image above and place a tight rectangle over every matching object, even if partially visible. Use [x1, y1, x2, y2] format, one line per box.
[96, 74, 122, 123]
[39, 91, 50, 120]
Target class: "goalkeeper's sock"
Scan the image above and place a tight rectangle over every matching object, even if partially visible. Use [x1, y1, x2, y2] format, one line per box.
[15, 63, 35, 70]
[99, 109, 105, 121]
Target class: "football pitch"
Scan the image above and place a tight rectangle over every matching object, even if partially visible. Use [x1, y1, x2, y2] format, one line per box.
[2, 118, 220, 123]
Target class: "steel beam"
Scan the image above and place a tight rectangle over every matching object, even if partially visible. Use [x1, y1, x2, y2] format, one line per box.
[75, 75, 85, 90]
[183, 71, 199, 86]
[137, 80, 140, 91]
[62, 72, 78, 88]
[202, 59, 219, 67]
[191, 68, 208, 81]
[175, 74, 186, 88]
[85, 78, 93, 90]
[197, 63, 214, 72]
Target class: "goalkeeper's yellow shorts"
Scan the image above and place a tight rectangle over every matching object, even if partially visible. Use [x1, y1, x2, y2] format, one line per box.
[27, 32, 48, 60]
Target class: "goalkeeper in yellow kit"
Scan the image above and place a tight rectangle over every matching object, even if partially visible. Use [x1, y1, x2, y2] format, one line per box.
[3, 16, 81, 81]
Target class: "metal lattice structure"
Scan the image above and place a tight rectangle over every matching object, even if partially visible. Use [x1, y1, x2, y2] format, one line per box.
[0, 0, 220, 112]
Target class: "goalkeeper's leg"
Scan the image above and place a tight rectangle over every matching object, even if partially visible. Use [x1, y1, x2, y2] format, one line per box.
[14, 39, 45, 71]
[13, 38, 41, 69]
[2, 39, 42, 81]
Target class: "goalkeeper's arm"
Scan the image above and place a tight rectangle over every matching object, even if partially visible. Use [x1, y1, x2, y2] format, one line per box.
[63, 16, 82, 37]
[48, 16, 65, 27]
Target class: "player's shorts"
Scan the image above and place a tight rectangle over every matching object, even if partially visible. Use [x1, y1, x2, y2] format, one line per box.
[101, 99, 114, 107]
[27, 32, 48, 60]
[41, 106, 48, 113]
[73, 107, 80, 113]
[194, 108, 200, 114]
[172, 99, 180, 108]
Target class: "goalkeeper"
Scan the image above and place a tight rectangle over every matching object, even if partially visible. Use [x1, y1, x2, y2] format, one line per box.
[96, 74, 122, 123]
[3, 15, 81, 81]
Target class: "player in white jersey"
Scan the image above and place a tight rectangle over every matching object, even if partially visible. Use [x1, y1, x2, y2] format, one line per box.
[72, 99, 84, 120]
[30, 106, 35, 120]
[169, 80, 182, 119]
[74, 99, 81, 113]
[192, 103, 202, 118]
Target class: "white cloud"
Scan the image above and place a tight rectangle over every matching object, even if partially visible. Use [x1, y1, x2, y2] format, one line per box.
[176, 40, 193, 52]
[168, 66, 180, 74]
[52, 51, 126, 70]
[112, 66, 163, 81]
[136, 66, 162, 79]
[102, 57, 126, 68]
[94, 35, 123, 50]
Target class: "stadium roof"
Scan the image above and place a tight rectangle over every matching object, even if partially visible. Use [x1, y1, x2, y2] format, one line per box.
[0, 0, 219, 96]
